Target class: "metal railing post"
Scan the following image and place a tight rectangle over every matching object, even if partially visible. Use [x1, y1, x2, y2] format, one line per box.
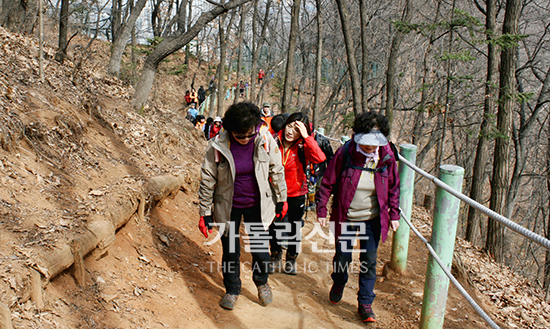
[419, 164, 464, 329]
[390, 144, 417, 273]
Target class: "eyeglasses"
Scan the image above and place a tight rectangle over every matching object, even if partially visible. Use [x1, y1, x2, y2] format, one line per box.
[233, 132, 257, 140]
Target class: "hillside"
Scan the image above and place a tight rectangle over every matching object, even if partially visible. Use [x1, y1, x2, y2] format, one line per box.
[0, 27, 549, 328]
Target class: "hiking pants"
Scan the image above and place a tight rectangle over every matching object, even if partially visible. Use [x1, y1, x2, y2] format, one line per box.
[221, 205, 270, 295]
[331, 218, 381, 305]
[269, 195, 306, 257]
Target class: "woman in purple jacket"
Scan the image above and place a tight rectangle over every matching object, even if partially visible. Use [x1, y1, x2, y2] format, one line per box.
[316, 111, 400, 323]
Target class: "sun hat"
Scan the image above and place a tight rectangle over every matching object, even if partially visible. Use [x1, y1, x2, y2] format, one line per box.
[353, 129, 388, 146]
[214, 116, 222, 122]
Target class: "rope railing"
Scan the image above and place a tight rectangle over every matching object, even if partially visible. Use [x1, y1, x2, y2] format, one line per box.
[399, 156, 550, 251]
[399, 208, 501, 329]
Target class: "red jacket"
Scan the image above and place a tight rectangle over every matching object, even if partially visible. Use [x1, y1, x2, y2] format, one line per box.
[209, 124, 221, 139]
[277, 133, 326, 197]
[316, 139, 400, 242]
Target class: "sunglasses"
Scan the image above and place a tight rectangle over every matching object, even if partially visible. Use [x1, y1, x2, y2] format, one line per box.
[233, 132, 257, 140]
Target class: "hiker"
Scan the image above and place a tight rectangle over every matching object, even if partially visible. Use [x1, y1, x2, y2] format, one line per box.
[198, 86, 206, 106]
[184, 90, 191, 106]
[270, 113, 289, 137]
[208, 77, 216, 95]
[315, 111, 400, 323]
[261, 102, 274, 133]
[204, 117, 214, 140]
[187, 103, 198, 121]
[209, 116, 222, 139]
[258, 69, 265, 84]
[311, 126, 334, 188]
[195, 115, 206, 131]
[189, 88, 199, 105]
[239, 81, 245, 98]
[304, 126, 334, 211]
[269, 112, 326, 275]
[198, 102, 287, 310]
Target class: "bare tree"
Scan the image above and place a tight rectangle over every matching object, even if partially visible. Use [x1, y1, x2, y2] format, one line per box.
[249, 0, 272, 103]
[465, 0, 499, 246]
[334, 0, 361, 115]
[281, 0, 301, 113]
[133, 0, 253, 110]
[0, 0, 38, 33]
[385, 0, 412, 126]
[486, 0, 522, 262]
[107, 0, 148, 76]
[312, 0, 323, 128]
[54, 0, 70, 62]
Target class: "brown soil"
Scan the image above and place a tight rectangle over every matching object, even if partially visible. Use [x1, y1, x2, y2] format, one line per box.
[0, 26, 549, 329]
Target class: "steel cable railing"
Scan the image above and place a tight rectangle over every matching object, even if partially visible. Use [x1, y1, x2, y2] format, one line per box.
[399, 156, 550, 251]
[399, 208, 501, 329]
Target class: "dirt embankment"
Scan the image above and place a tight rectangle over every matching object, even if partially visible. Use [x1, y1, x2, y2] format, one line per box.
[0, 26, 549, 329]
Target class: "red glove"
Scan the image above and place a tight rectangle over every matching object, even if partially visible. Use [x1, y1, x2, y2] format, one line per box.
[275, 202, 288, 221]
[199, 216, 213, 238]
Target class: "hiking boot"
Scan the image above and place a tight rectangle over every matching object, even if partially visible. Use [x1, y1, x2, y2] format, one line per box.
[257, 284, 273, 306]
[219, 294, 238, 310]
[268, 251, 282, 274]
[329, 284, 345, 304]
[358, 303, 376, 322]
[284, 254, 297, 275]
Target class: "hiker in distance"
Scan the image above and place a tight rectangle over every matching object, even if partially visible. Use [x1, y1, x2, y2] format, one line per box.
[316, 111, 400, 323]
[198, 102, 287, 310]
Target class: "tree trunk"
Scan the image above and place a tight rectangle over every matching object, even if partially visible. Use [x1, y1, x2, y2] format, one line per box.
[0, 0, 38, 34]
[466, 0, 498, 246]
[216, 14, 227, 116]
[249, 0, 271, 104]
[111, 0, 123, 43]
[385, 0, 412, 127]
[335, 0, 361, 115]
[486, 0, 521, 262]
[505, 66, 550, 219]
[312, 0, 323, 129]
[133, 0, 253, 110]
[54, 0, 70, 63]
[359, 0, 370, 112]
[107, 0, 148, 77]
[435, 0, 457, 171]
[234, 6, 247, 104]
[281, 0, 301, 113]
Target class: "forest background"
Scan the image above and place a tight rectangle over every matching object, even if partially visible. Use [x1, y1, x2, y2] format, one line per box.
[1, 0, 550, 308]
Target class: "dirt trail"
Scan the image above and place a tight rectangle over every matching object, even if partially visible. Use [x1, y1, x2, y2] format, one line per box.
[41, 190, 490, 329]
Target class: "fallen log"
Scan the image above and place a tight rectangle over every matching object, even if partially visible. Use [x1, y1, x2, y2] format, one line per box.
[30, 175, 183, 282]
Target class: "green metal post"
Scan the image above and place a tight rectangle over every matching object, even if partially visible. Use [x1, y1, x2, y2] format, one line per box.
[203, 96, 210, 115]
[390, 144, 417, 274]
[419, 165, 464, 329]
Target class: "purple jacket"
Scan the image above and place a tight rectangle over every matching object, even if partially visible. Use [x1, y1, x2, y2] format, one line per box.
[316, 139, 400, 242]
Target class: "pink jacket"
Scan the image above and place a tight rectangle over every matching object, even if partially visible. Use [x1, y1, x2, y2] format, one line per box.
[316, 138, 400, 242]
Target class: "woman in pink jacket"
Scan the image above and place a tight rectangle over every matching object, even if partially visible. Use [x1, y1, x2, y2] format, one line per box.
[316, 111, 400, 323]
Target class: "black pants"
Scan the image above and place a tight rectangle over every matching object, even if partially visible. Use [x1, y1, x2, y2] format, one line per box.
[269, 195, 306, 257]
[221, 205, 270, 295]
